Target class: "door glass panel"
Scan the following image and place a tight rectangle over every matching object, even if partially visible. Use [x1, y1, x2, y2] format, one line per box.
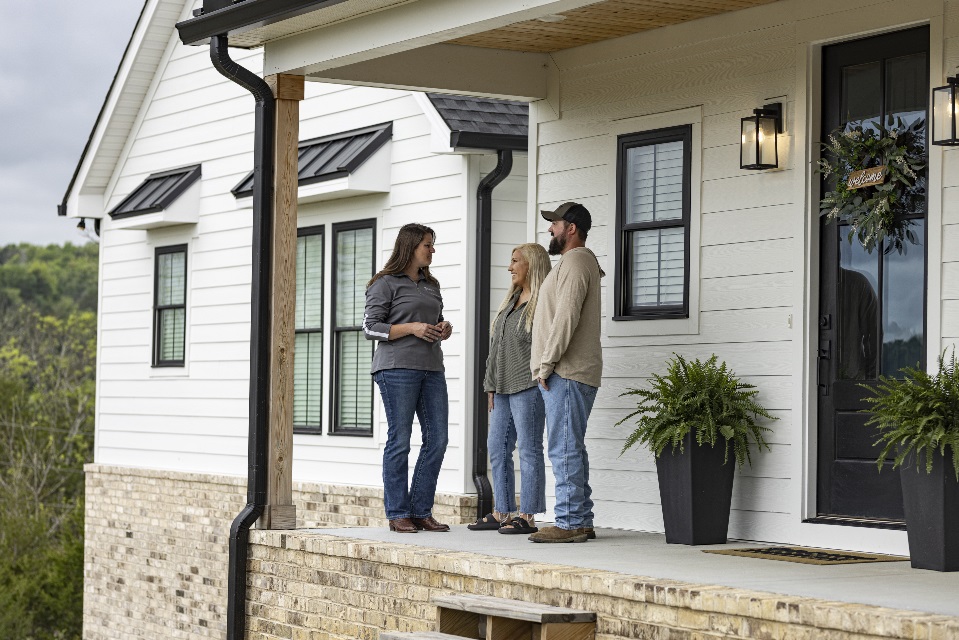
[882, 218, 925, 377]
[885, 53, 927, 128]
[837, 227, 880, 380]
[842, 62, 881, 130]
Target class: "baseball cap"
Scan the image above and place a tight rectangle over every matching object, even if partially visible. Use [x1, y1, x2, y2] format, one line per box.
[540, 202, 591, 233]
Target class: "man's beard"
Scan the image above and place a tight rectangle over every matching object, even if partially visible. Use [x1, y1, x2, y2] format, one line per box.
[548, 233, 566, 256]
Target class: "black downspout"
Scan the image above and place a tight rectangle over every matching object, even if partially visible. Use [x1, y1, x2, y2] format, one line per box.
[472, 149, 513, 519]
[209, 34, 275, 640]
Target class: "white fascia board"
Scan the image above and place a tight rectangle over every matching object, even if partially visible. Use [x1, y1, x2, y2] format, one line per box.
[264, 0, 601, 76]
[110, 176, 200, 231]
[311, 44, 548, 101]
[411, 93, 456, 154]
[63, 192, 106, 220]
[63, 0, 176, 217]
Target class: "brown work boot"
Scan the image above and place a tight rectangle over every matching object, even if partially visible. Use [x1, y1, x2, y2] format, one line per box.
[411, 516, 450, 532]
[585, 527, 596, 540]
[389, 518, 418, 533]
[528, 526, 588, 543]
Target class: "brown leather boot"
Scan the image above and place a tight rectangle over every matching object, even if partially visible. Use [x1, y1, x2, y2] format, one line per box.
[411, 516, 450, 532]
[389, 518, 418, 533]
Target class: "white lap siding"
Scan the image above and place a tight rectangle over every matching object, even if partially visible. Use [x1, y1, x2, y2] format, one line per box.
[95, 12, 474, 493]
[529, 0, 954, 549]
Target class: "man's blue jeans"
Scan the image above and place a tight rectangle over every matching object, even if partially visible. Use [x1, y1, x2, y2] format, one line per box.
[539, 373, 598, 530]
[374, 369, 449, 520]
[488, 386, 547, 515]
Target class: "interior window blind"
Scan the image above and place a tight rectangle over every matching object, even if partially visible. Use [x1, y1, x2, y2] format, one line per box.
[626, 141, 683, 224]
[334, 225, 374, 432]
[624, 137, 686, 310]
[293, 232, 324, 428]
[155, 249, 186, 364]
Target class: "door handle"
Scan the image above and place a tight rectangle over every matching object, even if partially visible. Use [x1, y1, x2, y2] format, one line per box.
[817, 340, 831, 396]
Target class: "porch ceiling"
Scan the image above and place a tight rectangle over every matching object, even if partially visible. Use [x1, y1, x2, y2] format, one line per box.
[448, 0, 783, 53]
[181, 0, 783, 54]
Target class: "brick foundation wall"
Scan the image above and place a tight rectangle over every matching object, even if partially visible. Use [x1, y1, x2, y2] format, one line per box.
[82, 464, 477, 639]
[245, 531, 959, 640]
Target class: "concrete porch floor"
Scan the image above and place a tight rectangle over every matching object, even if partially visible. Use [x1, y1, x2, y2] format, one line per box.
[306, 525, 959, 619]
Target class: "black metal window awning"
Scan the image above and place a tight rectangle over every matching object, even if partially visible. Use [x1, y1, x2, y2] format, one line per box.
[427, 94, 528, 151]
[110, 165, 202, 219]
[232, 122, 392, 198]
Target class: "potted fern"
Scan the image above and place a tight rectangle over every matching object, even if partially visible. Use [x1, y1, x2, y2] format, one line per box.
[864, 350, 959, 571]
[617, 354, 775, 545]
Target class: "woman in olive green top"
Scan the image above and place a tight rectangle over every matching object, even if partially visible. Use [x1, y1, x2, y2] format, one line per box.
[468, 243, 551, 534]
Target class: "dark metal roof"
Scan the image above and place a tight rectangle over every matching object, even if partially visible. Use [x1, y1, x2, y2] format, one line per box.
[427, 94, 528, 151]
[232, 122, 392, 198]
[109, 165, 202, 219]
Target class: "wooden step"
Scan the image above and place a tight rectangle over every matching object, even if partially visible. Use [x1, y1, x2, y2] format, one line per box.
[381, 633, 467, 640]
[431, 594, 596, 640]
[431, 594, 596, 624]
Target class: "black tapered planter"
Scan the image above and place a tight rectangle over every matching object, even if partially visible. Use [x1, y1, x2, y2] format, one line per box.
[655, 431, 735, 545]
[900, 447, 959, 571]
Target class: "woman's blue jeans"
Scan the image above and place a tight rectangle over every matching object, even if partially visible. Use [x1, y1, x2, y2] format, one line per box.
[488, 386, 547, 515]
[374, 369, 449, 520]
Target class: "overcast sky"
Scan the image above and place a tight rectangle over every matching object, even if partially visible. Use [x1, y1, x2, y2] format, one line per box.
[0, 1, 144, 246]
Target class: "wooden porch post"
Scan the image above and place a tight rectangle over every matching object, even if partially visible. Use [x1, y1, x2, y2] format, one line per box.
[261, 73, 304, 530]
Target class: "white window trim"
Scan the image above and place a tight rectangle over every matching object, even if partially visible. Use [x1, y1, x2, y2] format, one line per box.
[605, 105, 702, 337]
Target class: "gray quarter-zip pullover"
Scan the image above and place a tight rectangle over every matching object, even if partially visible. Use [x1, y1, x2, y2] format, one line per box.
[363, 272, 445, 374]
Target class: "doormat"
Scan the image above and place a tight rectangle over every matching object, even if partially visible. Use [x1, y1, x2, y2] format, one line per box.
[703, 546, 908, 565]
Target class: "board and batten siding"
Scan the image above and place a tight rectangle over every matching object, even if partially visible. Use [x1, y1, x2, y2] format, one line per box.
[94, 10, 478, 495]
[526, 0, 954, 550]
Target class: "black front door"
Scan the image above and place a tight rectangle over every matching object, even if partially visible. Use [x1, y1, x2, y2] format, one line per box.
[817, 27, 928, 522]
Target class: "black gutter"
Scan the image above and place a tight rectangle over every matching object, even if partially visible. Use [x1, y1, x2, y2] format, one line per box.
[451, 132, 528, 153]
[472, 149, 513, 520]
[177, 0, 349, 47]
[209, 34, 275, 640]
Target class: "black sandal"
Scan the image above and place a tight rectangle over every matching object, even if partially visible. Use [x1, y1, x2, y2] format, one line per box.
[498, 516, 538, 535]
[467, 513, 503, 531]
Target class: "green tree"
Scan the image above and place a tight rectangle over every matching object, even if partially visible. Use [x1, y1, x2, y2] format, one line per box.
[0, 243, 99, 317]
[0, 242, 97, 640]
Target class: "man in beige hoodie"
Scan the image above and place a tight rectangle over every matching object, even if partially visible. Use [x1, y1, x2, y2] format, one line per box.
[528, 202, 604, 543]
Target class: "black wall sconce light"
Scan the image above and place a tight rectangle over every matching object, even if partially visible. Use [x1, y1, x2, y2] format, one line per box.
[741, 102, 783, 170]
[932, 77, 959, 146]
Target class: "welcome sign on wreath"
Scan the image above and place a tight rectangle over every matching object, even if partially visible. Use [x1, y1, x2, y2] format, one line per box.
[818, 117, 926, 254]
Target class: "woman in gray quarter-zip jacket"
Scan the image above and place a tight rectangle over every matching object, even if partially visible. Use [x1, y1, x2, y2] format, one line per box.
[363, 223, 453, 534]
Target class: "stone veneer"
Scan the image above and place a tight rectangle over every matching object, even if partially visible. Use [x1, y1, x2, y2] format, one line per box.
[82, 464, 477, 639]
[245, 531, 959, 640]
[84, 463, 959, 640]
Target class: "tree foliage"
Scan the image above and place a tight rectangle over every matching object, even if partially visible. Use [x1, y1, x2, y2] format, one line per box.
[0, 242, 97, 639]
[0, 243, 99, 316]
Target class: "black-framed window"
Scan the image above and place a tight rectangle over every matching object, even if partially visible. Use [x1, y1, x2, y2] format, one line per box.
[615, 125, 692, 320]
[331, 220, 376, 435]
[153, 245, 187, 366]
[293, 227, 325, 431]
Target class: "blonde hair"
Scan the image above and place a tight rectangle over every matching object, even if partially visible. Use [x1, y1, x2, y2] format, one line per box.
[492, 243, 551, 333]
